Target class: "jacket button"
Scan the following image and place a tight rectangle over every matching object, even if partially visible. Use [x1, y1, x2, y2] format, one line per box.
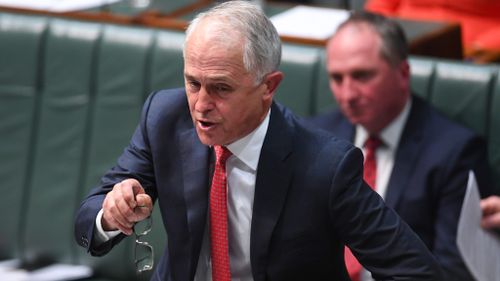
[81, 236, 89, 247]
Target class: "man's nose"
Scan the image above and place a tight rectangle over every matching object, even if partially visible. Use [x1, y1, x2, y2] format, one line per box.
[341, 78, 360, 102]
[195, 88, 215, 112]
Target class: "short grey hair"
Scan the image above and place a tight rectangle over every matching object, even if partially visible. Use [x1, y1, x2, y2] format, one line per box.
[335, 11, 408, 66]
[184, 0, 282, 83]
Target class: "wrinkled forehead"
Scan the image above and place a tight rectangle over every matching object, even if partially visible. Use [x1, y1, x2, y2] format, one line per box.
[187, 17, 245, 46]
[184, 20, 245, 62]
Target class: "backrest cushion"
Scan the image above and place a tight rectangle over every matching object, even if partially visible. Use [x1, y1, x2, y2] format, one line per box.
[22, 18, 101, 265]
[0, 13, 47, 260]
[429, 61, 496, 136]
[277, 44, 322, 116]
[409, 56, 435, 99]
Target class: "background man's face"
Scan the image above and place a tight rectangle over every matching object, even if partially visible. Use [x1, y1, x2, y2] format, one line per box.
[327, 24, 409, 133]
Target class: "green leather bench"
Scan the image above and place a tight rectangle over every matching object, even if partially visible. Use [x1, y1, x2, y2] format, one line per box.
[0, 10, 498, 281]
[0, 11, 323, 281]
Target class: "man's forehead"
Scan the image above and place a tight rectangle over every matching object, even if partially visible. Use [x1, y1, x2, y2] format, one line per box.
[189, 18, 243, 45]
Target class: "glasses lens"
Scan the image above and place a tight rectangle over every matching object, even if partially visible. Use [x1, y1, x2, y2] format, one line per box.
[135, 241, 153, 272]
[134, 216, 152, 236]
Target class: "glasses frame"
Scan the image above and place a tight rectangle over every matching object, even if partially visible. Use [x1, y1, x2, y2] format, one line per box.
[134, 214, 154, 273]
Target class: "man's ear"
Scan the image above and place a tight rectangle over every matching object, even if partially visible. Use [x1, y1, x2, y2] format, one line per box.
[399, 60, 410, 80]
[398, 60, 411, 91]
[264, 71, 284, 98]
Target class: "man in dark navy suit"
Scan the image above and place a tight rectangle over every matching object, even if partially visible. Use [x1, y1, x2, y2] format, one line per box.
[310, 11, 492, 281]
[75, 2, 443, 280]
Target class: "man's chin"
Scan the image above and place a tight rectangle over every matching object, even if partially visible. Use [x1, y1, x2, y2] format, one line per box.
[196, 133, 215, 146]
[196, 131, 222, 146]
[346, 116, 362, 125]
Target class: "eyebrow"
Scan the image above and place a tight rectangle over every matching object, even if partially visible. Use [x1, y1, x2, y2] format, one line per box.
[184, 73, 235, 84]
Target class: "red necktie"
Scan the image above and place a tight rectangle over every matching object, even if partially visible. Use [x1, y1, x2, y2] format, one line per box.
[345, 136, 382, 281]
[210, 145, 232, 281]
[363, 136, 382, 189]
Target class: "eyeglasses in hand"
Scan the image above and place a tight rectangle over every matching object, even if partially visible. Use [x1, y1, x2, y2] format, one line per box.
[134, 213, 153, 273]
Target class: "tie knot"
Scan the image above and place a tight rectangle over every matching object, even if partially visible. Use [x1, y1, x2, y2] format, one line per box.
[214, 145, 232, 165]
[364, 135, 382, 151]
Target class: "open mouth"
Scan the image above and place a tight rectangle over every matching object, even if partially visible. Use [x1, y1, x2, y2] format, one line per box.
[198, 120, 216, 129]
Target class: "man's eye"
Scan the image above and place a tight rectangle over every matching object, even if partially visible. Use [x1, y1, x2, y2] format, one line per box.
[214, 84, 231, 93]
[352, 71, 374, 82]
[330, 74, 342, 84]
[187, 81, 201, 91]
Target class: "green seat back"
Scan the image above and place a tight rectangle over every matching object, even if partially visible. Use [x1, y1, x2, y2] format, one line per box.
[149, 29, 186, 92]
[21, 18, 101, 265]
[409, 57, 435, 99]
[0, 13, 47, 260]
[276, 44, 322, 116]
[313, 51, 337, 115]
[429, 62, 496, 137]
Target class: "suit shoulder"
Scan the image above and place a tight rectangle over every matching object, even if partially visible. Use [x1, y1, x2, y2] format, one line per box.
[143, 88, 190, 120]
[418, 100, 481, 143]
[295, 115, 356, 156]
[146, 88, 187, 111]
[306, 109, 344, 131]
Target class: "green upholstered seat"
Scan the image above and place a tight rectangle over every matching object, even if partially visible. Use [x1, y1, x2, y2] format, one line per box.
[409, 57, 435, 99]
[313, 51, 338, 115]
[79, 24, 154, 193]
[276, 44, 323, 117]
[21, 18, 101, 266]
[0, 13, 47, 260]
[429, 61, 497, 137]
[148, 29, 186, 92]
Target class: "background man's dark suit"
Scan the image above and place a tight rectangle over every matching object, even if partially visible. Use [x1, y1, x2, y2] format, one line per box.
[310, 95, 492, 280]
[75, 89, 442, 281]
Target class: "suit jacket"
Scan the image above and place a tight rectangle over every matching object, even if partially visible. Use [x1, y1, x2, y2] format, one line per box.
[309, 96, 492, 281]
[75, 89, 443, 281]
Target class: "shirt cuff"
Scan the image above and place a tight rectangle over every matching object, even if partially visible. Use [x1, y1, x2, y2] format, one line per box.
[94, 209, 122, 244]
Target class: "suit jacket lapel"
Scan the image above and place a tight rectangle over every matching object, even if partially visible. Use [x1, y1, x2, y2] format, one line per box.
[250, 103, 294, 281]
[178, 128, 211, 280]
[384, 98, 425, 208]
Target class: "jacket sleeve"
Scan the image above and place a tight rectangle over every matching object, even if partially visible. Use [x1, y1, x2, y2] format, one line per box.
[74, 91, 159, 256]
[328, 146, 444, 280]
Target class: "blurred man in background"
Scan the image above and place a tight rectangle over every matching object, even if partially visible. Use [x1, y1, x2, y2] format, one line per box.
[310, 11, 492, 281]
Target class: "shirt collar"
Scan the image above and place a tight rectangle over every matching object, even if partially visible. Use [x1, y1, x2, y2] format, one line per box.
[225, 109, 270, 171]
[355, 98, 412, 150]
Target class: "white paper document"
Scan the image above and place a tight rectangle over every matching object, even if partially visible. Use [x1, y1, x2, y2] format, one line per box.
[0, 261, 93, 281]
[270, 5, 349, 40]
[0, 0, 120, 12]
[457, 171, 500, 281]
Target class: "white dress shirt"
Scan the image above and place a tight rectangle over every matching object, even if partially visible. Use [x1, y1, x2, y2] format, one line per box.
[354, 99, 411, 281]
[95, 110, 270, 281]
